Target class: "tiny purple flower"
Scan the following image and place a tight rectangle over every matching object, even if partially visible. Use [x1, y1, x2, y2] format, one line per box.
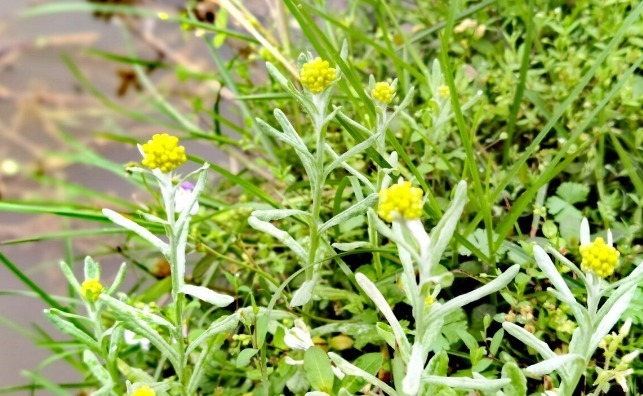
[175, 181, 199, 216]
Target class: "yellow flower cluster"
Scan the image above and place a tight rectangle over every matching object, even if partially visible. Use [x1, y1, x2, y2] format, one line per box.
[438, 85, 450, 98]
[371, 82, 395, 104]
[131, 386, 155, 396]
[579, 237, 620, 278]
[300, 57, 336, 94]
[377, 181, 424, 222]
[81, 278, 103, 302]
[141, 134, 187, 173]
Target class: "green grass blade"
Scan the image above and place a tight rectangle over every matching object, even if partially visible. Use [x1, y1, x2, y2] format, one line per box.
[0, 253, 66, 311]
[502, 0, 535, 165]
[439, 0, 495, 264]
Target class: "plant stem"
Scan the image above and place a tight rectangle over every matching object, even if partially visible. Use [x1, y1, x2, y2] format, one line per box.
[159, 172, 188, 396]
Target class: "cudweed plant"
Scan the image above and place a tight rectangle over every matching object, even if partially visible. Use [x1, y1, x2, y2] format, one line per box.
[504, 218, 643, 395]
[46, 134, 239, 395]
[328, 179, 524, 396]
[249, 45, 414, 307]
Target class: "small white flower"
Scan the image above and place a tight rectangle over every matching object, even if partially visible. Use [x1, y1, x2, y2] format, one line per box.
[285, 356, 303, 366]
[175, 182, 199, 216]
[283, 319, 314, 351]
[124, 330, 150, 351]
[331, 366, 345, 380]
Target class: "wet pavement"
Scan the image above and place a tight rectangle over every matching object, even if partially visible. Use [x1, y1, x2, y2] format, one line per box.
[0, 0, 249, 393]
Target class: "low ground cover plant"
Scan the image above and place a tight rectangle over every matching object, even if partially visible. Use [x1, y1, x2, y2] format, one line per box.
[1, 0, 641, 395]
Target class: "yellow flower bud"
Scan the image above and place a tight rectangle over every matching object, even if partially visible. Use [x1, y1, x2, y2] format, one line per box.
[377, 181, 424, 223]
[299, 57, 336, 94]
[371, 81, 396, 104]
[131, 385, 155, 396]
[141, 134, 187, 173]
[579, 237, 620, 278]
[80, 278, 103, 302]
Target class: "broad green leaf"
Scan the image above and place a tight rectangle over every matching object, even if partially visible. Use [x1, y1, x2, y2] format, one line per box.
[556, 182, 590, 205]
[342, 353, 384, 393]
[236, 348, 259, 368]
[304, 347, 335, 393]
[502, 361, 527, 396]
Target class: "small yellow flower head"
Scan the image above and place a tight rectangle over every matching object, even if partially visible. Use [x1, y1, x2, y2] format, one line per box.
[579, 237, 620, 278]
[377, 181, 424, 222]
[371, 81, 396, 104]
[424, 295, 435, 306]
[438, 85, 450, 98]
[81, 278, 103, 302]
[141, 134, 187, 173]
[131, 385, 155, 396]
[300, 57, 336, 94]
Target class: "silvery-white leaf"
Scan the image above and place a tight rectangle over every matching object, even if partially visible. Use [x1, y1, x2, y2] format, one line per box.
[422, 181, 467, 279]
[256, 118, 316, 179]
[590, 287, 636, 352]
[106, 263, 127, 295]
[502, 322, 556, 360]
[290, 279, 316, 307]
[236, 307, 296, 324]
[59, 261, 82, 296]
[266, 62, 294, 93]
[318, 193, 378, 234]
[580, 218, 590, 245]
[376, 323, 397, 349]
[533, 246, 575, 304]
[186, 314, 240, 355]
[108, 325, 124, 362]
[173, 221, 189, 290]
[274, 109, 308, 150]
[384, 88, 415, 131]
[405, 219, 430, 259]
[83, 350, 112, 386]
[252, 209, 311, 222]
[328, 352, 398, 396]
[332, 241, 371, 251]
[337, 388, 352, 396]
[340, 39, 348, 60]
[99, 295, 174, 329]
[102, 209, 168, 255]
[305, 392, 330, 396]
[547, 247, 586, 284]
[44, 309, 101, 353]
[324, 133, 382, 176]
[430, 265, 519, 320]
[420, 317, 444, 351]
[422, 375, 510, 390]
[139, 212, 167, 225]
[402, 343, 425, 395]
[355, 273, 411, 359]
[325, 145, 374, 191]
[524, 354, 583, 376]
[248, 216, 307, 261]
[84, 256, 100, 280]
[181, 284, 235, 307]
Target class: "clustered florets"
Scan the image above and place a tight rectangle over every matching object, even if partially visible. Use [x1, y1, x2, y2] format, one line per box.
[579, 237, 620, 278]
[371, 81, 396, 104]
[377, 181, 424, 223]
[80, 278, 103, 302]
[299, 57, 336, 94]
[130, 385, 155, 396]
[141, 133, 187, 173]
